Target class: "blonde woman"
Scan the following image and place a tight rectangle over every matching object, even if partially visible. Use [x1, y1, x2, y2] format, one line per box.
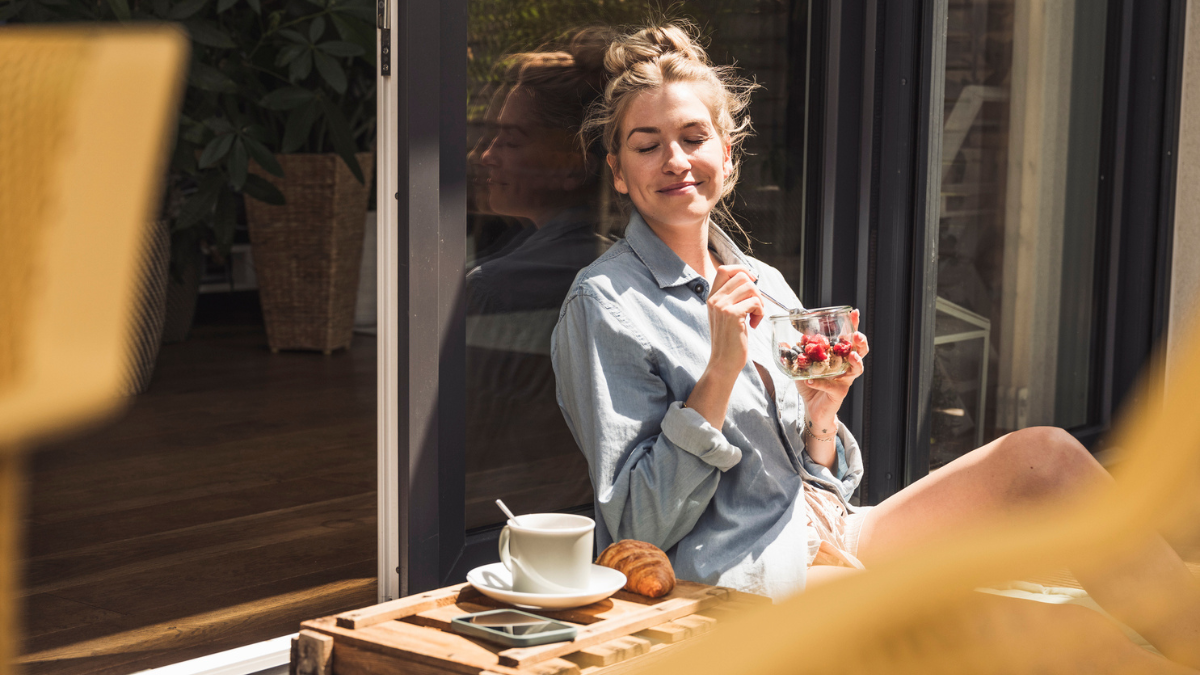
[550, 22, 1200, 668]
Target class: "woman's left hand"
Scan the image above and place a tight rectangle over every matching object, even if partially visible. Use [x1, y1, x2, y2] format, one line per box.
[798, 309, 870, 429]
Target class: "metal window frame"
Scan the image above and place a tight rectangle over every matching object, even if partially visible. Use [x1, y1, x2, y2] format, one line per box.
[848, 0, 1188, 503]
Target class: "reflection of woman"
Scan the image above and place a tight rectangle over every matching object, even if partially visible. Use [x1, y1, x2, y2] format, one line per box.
[463, 28, 615, 527]
[553, 23, 1200, 667]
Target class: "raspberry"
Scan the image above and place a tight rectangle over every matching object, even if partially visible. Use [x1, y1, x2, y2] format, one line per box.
[795, 352, 810, 368]
[804, 342, 828, 361]
[832, 338, 852, 358]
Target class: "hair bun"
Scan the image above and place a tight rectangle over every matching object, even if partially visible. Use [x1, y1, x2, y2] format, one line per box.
[604, 23, 709, 77]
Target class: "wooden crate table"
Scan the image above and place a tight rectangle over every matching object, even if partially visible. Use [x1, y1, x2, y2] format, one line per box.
[290, 579, 771, 675]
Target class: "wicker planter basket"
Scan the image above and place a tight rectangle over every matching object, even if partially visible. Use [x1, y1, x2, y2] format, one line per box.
[124, 219, 169, 394]
[245, 152, 374, 354]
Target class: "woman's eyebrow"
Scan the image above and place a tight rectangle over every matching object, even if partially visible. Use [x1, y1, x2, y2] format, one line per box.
[626, 120, 710, 141]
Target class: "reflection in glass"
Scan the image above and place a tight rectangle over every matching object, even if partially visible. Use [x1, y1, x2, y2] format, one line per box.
[929, 1, 1106, 468]
[465, 2, 810, 527]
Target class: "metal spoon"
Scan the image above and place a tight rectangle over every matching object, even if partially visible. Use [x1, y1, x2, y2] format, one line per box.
[756, 283, 797, 313]
[495, 499, 521, 527]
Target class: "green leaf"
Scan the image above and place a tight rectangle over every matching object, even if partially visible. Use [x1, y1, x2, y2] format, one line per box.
[330, 2, 373, 20]
[275, 44, 306, 67]
[174, 173, 224, 231]
[243, 136, 283, 177]
[167, 0, 207, 20]
[198, 133, 235, 168]
[313, 51, 346, 93]
[289, 50, 313, 82]
[242, 174, 286, 205]
[216, 0, 235, 12]
[308, 15, 325, 42]
[278, 28, 308, 44]
[282, 102, 320, 153]
[185, 19, 236, 49]
[228, 138, 248, 190]
[203, 116, 234, 133]
[319, 95, 364, 183]
[260, 86, 315, 110]
[105, 0, 131, 20]
[316, 40, 362, 57]
[190, 62, 238, 93]
[329, 14, 374, 67]
[247, 0, 259, 12]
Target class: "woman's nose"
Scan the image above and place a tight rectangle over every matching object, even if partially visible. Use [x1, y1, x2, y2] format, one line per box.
[662, 141, 690, 173]
[480, 138, 500, 167]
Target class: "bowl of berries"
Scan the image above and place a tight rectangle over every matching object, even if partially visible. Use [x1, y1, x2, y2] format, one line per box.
[771, 306, 855, 380]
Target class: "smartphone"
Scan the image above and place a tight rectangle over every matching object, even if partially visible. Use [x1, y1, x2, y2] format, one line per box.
[449, 609, 578, 647]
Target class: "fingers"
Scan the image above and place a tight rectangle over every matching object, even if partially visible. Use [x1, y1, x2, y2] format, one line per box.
[851, 308, 859, 333]
[729, 296, 765, 328]
[852, 331, 870, 358]
[711, 265, 757, 295]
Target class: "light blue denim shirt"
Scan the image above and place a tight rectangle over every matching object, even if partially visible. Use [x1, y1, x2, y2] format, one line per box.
[551, 210, 864, 600]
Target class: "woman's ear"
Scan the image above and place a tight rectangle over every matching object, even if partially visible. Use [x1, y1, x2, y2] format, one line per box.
[723, 137, 733, 175]
[607, 153, 628, 195]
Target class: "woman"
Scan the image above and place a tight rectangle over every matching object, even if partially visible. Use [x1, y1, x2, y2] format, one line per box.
[551, 22, 1200, 668]
[463, 28, 616, 528]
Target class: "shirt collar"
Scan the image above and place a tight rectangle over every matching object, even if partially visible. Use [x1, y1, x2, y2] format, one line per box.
[624, 209, 757, 289]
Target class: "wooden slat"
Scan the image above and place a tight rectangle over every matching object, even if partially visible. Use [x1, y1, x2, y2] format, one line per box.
[634, 614, 715, 644]
[295, 630, 333, 675]
[335, 583, 469, 629]
[566, 635, 651, 668]
[496, 583, 731, 668]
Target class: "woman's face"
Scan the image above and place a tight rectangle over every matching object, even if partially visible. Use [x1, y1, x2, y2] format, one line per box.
[608, 82, 732, 232]
[480, 86, 582, 225]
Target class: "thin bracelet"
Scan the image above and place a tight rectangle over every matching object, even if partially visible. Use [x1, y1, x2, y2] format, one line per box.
[804, 417, 838, 442]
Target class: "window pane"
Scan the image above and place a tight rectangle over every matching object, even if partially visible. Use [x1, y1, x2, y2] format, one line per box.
[464, 1, 810, 528]
[927, 1, 1106, 469]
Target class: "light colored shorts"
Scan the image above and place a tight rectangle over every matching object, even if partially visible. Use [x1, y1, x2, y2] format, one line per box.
[803, 481, 873, 568]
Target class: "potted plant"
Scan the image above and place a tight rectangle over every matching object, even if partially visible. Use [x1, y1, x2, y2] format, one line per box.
[6, 0, 377, 353]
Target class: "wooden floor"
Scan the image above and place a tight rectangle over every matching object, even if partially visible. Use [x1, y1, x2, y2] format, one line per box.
[18, 295, 377, 675]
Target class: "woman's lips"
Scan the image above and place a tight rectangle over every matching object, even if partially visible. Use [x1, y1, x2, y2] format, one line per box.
[657, 181, 701, 195]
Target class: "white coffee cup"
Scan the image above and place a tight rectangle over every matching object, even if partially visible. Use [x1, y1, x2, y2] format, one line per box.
[498, 513, 595, 594]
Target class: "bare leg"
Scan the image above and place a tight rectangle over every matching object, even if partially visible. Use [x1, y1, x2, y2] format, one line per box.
[855, 427, 1200, 668]
[805, 564, 863, 588]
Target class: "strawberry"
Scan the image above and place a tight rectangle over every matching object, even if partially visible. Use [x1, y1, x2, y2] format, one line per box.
[795, 352, 810, 369]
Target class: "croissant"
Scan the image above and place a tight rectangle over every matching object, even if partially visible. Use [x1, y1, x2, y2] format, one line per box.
[596, 539, 676, 598]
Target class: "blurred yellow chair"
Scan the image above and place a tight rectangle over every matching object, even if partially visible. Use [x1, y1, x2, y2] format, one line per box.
[652, 344, 1200, 669]
[0, 26, 186, 674]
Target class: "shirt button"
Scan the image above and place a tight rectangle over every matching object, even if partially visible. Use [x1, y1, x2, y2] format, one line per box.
[693, 283, 704, 294]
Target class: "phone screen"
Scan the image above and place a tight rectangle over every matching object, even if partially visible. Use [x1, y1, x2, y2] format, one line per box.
[467, 611, 567, 636]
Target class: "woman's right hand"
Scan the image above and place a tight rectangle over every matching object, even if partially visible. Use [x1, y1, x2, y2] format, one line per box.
[705, 265, 765, 381]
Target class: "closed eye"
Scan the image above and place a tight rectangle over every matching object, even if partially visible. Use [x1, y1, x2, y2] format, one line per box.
[636, 144, 659, 154]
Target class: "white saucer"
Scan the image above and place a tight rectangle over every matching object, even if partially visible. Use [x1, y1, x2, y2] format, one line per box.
[466, 563, 626, 609]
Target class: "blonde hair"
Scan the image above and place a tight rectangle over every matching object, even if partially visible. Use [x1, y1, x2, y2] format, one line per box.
[581, 22, 759, 239]
[500, 26, 616, 190]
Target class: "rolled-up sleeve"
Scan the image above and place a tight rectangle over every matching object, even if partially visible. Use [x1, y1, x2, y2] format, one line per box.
[552, 290, 737, 552]
[799, 419, 864, 502]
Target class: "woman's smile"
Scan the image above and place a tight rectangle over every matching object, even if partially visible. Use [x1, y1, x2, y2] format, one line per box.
[658, 180, 704, 195]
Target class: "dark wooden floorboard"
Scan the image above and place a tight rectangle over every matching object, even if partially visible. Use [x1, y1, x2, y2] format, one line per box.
[20, 295, 377, 675]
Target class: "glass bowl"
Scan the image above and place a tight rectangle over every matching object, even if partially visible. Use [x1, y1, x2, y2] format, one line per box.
[770, 306, 855, 380]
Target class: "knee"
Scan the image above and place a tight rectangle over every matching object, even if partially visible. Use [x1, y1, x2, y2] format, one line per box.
[1001, 426, 1106, 498]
